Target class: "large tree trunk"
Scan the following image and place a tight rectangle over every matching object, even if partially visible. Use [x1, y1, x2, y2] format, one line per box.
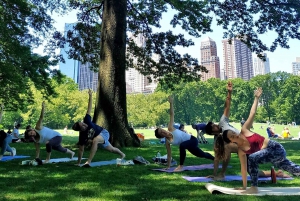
[94, 0, 140, 147]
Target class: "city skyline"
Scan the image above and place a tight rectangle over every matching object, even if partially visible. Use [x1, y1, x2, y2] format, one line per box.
[59, 23, 98, 91]
[34, 10, 300, 75]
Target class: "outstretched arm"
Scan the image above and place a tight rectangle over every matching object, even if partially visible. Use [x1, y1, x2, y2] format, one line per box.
[35, 101, 45, 130]
[87, 89, 93, 115]
[0, 104, 4, 123]
[167, 95, 175, 132]
[223, 81, 233, 118]
[238, 149, 248, 190]
[242, 88, 262, 131]
[165, 142, 172, 169]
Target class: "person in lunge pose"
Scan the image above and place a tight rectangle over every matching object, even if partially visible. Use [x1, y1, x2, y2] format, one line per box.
[205, 81, 240, 180]
[216, 88, 300, 194]
[72, 89, 125, 167]
[154, 95, 214, 172]
[26, 102, 75, 163]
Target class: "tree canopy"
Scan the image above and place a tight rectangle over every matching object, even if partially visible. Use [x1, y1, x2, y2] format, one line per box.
[0, 0, 66, 110]
[1, 0, 300, 146]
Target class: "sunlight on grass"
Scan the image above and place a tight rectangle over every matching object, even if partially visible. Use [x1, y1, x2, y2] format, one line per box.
[2, 123, 300, 201]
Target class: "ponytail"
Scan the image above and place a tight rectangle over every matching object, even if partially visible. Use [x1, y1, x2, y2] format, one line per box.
[214, 134, 226, 160]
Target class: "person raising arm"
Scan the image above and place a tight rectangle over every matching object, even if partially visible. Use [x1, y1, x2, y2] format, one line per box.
[154, 95, 214, 172]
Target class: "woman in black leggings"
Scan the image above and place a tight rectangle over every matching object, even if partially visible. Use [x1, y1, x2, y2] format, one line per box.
[154, 96, 214, 172]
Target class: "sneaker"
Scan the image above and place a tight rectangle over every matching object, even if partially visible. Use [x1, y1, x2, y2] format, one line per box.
[120, 160, 134, 166]
[293, 172, 300, 177]
[21, 160, 31, 165]
[11, 147, 16, 156]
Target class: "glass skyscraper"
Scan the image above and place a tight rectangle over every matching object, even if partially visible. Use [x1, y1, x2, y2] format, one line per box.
[59, 23, 98, 91]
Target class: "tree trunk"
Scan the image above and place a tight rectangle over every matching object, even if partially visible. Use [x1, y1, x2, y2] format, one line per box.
[94, 0, 140, 147]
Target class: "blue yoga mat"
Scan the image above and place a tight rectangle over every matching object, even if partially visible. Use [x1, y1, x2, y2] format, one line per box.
[1, 155, 30, 162]
[182, 175, 293, 182]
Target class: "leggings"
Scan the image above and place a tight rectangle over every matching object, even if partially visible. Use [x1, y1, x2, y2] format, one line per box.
[248, 140, 300, 186]
[1, 135, 12, 155]
[46, 136, 67, 153]
[179, 135, 214, 165]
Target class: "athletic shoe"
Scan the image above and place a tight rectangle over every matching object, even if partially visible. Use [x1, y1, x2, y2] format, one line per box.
[293, 172, 300, 177]
[120, 160, 134, 166]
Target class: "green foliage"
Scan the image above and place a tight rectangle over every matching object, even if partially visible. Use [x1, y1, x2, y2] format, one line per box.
[0, 0, 65, 110]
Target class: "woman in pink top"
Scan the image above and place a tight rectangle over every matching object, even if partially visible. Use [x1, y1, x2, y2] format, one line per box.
[215, 88, 300, 194]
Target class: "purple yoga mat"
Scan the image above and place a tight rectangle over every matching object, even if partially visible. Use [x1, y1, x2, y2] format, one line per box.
[152, 164, 227, 173]
[182, 175, 294, 182]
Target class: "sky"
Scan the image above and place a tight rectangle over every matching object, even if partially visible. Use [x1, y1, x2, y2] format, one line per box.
[34, 8, 300, 74]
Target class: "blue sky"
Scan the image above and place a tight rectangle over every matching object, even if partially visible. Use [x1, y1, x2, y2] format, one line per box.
[34, 8, 300, 73]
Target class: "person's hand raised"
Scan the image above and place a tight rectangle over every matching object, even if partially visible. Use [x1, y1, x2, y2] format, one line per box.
[227, 81, 233, 92]
[254, 87, 263, 98]
[88, 89, 93, 96]
[168, 95, 173, 103]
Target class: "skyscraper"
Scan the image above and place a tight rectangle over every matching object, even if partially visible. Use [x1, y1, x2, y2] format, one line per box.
[292, 57, 300, 75]
[126, 33, 157, 94]
[77, 62, 98, 91]
[253, 53, 270, 76]
[59, 23, 98, 91]
[200, 37, 220, 81]
[222, 38, 253, 80]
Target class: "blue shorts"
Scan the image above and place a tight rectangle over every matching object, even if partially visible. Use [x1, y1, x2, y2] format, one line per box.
[99, 129, 111, 148]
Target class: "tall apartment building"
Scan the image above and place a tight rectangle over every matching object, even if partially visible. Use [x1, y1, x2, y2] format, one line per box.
[77, 62, 98, 91]
[200, 37, 220, 81]
[222, 38, 253, 80]
[253, 53, 270, 76]
[126, 33, 157, 94]
[59, 23, 98, 91]
[292, 57, 300, 76]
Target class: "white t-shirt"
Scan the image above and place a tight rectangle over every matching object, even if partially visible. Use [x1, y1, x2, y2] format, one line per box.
[219, 114, 240, 134]
[36, 127, 62, 144]
[169, 129, 191, 146]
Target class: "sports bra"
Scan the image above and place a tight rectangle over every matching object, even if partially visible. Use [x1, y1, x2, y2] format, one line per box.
[243, 133, 265, 154]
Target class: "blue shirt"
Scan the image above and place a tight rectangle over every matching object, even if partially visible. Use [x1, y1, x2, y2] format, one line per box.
[78, 114, 104, 145]
[193, 123, 206, 132]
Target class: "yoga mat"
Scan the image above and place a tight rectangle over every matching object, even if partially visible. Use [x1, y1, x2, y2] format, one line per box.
[183, 175, 294, 182]
[42, 157, 85, 163]
[205, 183, 300, 196]
[1, 155, 30, 162]
[152, 164, 228, 173]
[80, 159, 117, 167]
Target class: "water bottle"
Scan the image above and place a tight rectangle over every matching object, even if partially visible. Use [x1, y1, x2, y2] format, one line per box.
[157, 151, 161, 163]
[271, 166, 277, 184]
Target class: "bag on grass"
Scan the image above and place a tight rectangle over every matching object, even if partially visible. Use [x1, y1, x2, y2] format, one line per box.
[133, 156, 150, 165]
[152, 154, 177, 166]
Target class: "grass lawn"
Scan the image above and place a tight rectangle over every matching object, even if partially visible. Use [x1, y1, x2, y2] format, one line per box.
[1, 123, 300, 201]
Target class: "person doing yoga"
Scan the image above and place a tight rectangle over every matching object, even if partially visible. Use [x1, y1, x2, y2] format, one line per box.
[215, 87, 300, 194]
[154, 95, 214, 172]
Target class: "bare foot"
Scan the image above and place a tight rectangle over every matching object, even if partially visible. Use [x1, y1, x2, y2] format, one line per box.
[43, 159, 50, 164]
[120, 153, 125, 160]
[241, 186, 258, 194]
[82, 162, 91, 168]
[276, 170, 291, 178]
[173, 165, 183, 172]
[70, 151, 75, 159]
